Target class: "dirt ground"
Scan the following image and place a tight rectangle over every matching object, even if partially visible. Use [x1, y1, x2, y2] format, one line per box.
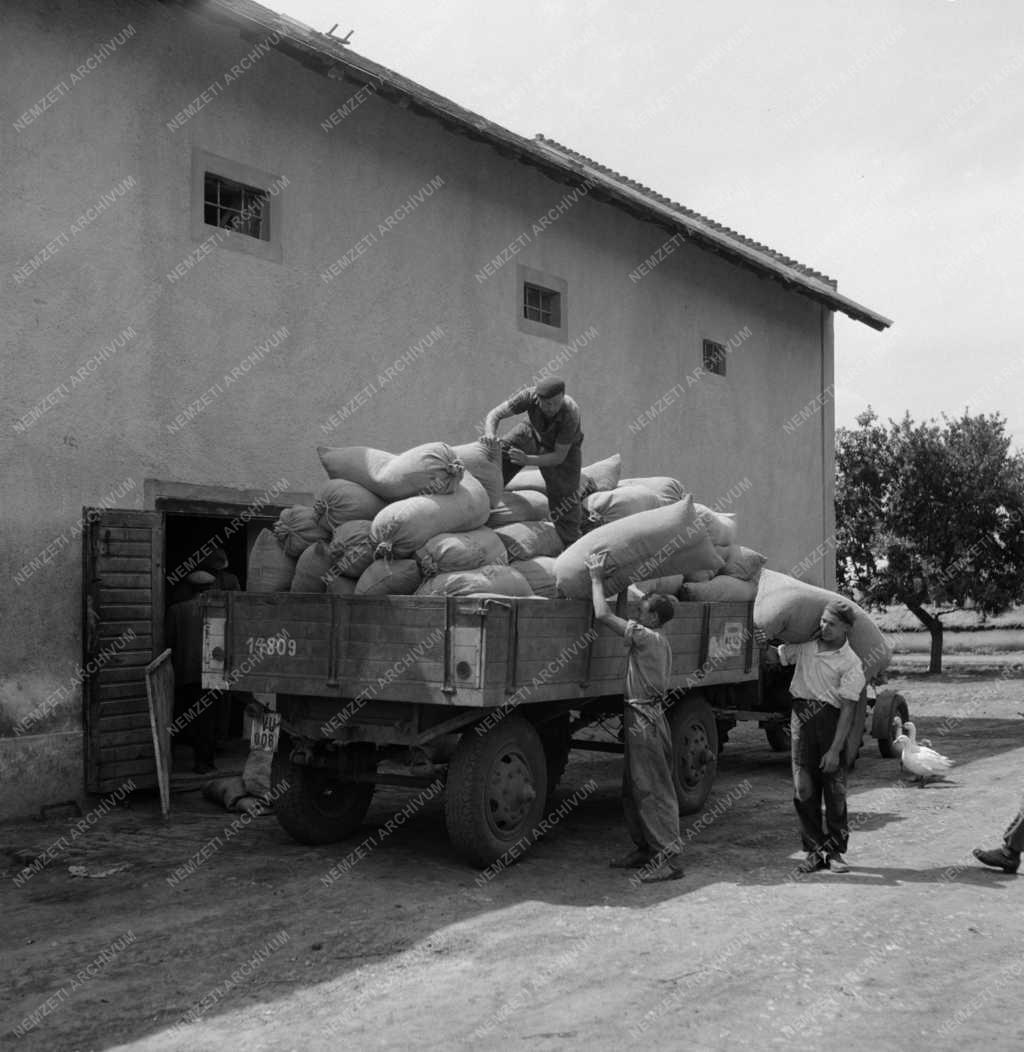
[3, 661, 1023, 1052]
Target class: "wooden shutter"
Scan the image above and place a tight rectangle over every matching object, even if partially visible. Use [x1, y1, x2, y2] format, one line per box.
[82, 509, 164, 793]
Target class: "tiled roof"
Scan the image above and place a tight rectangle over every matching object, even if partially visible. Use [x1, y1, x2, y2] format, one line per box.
[533, 135, 837, 287]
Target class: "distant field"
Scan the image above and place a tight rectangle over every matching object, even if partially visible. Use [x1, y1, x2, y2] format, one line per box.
[868, 604, 1024, 632]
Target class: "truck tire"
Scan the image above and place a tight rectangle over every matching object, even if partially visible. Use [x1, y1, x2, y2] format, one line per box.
[445, 714, 548, 869]
[539, 715, 572, 801]
[763, 720, 792, 752]
[669, 695, 718, 815]
[272, 753, 375, 846]
[875, 692, 910, 758]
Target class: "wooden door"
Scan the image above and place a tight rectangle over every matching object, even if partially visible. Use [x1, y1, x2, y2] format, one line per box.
[82, 509, 164, 793]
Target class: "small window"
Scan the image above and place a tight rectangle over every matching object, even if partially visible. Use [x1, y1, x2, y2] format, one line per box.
[523, 283, 561, 327]
[189, 148, 283, 264]
[203, 173, 269, 241]
[702, 339, 727, 377]
[516, 264, 568, 342]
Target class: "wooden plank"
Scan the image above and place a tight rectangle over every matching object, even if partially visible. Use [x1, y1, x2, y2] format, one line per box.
[98, 713, 153, 732]
[95, 527, 154, 543]
[99, 573, 154, 588]
[94, 685, 152, 703]
[99, 588, 154, 604]
[97, 541, 153, 557]
[98, 604, 153, 620]
[96, 557, 153, 573]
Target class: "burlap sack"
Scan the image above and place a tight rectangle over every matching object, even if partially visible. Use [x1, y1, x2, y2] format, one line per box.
[753, 569, 892, 678]
[274, 506, 331, 558]
[452, 438, 504, 508]
[416, 565, 534, 598]
[584, 485, 662, 529]
[313, 478, 385, 529]
[247, 529, 297, 593]
[554, 496, 723, 598]
[317, 441, 464, 499]
[486, 490, 550, 527]
[619, 477, 687, 505]
[493, 521, 563, 561]
[511, 556, 559, 599]
[370, 473, 490, 558]
[328, 519, 376, 579]
[416, 528, 508, 577]
[355, 559, 422, 595]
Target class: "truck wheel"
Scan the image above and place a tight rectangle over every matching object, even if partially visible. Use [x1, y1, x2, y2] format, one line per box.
[539, 715, 572, 801]
[271, 753, 375, 846]
[445, 715, 548, 869]
[763, 720, 792, 752]
[669, 695, 718, 815]
[875, 692, 910, 758]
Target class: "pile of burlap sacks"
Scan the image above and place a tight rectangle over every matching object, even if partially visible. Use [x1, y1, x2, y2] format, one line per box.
[246, 439, 890, 678]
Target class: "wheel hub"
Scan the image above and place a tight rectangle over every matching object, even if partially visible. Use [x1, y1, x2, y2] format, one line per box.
[487, 749, 535, 832]
[679, 722, 711, 790]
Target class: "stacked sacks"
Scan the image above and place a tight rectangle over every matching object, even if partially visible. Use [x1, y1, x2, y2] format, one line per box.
[328, 520, 376, 580]
[583, 484, 662, 530]
[487, 490, 549, 528]
[248, 528, 297, 592]
[554, 496, 724, 598]
[317, 441, 464, 499]
[681, 546, 767, 602]
[291, 540, 336, 593]
[505, 453, 622, 497]
[417, 564, 534, 598]
[619, 477, 686, 505]
[753, 569, 893, 678]
[416, 528, 508, 577]
[356, 559, 422, 595]
[274, 506, 330, 558]
[693, 503, 738, 547]
[370, 473, 490, 559]
[312, 478, 385, 529]
[451, 438, 504, 508]
[493, 521, 563, 562]
[512, 556, 559, 598]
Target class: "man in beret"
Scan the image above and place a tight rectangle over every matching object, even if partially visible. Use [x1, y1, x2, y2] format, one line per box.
[483, 377, 584, 548]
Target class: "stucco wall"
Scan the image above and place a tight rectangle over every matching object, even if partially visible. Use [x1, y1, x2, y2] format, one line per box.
[0, 0, 836, 818]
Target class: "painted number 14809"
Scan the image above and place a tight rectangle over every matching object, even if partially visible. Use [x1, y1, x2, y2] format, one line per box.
[246, 635, 297, 657]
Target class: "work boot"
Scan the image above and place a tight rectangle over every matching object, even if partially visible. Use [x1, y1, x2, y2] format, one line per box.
[827, 853, 850, 873]
[609, 848, 653, 869]
[795, 851, 827, 875]
[973, 846, 1021, 874]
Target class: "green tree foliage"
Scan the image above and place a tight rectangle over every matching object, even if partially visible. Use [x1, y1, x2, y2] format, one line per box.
[836, 408, 1024, 672]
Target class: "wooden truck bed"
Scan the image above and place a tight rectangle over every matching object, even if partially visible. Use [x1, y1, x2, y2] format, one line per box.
[202, 592, 758, 707]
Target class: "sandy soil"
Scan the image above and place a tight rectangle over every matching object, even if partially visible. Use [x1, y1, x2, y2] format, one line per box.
[3, 665, 1023, 1052]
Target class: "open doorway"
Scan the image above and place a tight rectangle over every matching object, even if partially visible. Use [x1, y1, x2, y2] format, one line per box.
[162, 509, 276, 779]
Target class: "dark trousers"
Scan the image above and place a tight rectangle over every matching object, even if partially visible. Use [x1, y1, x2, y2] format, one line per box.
[1004, 810, 1024, 853]
[622, 702, 682, 863]
[791, 698, 849, 856]
[173, 684, 216, 767]
[500, 423, 582, 548]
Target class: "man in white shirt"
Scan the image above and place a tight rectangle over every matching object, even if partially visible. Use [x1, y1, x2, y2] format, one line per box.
[766, 598, 865, 874]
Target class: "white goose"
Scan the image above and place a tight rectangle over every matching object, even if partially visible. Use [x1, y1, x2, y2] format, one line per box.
[900, 721, 954, 786]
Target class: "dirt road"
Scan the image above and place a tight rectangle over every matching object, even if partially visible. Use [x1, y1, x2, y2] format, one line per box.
[3, 667, 1023, 1051]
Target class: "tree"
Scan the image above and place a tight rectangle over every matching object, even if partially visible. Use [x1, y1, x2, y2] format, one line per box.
[836, 408, 1024, 672]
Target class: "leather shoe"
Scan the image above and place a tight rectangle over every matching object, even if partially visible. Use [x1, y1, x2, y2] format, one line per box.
[636, 862, 685, 883]
[973, 846, 1021, 874]
[827, 853, 850, 873]
[795, 852, 827, 874]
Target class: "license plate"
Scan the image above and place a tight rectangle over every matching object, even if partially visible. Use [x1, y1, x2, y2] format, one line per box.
[250, 711, 281, 752]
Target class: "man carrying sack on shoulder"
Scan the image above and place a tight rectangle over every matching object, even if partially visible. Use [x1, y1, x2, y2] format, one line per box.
[483, 377, 583, 548]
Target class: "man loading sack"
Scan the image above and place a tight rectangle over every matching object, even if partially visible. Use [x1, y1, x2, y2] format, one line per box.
[483, 377, 583, 547]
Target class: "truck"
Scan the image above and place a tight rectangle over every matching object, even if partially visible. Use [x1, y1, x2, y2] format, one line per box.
[202, 590, 907, 867]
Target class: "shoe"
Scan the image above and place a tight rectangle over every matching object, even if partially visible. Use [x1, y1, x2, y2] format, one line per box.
[610, 848, 653, 869]
[827, 853, 850, 873]
[973, 846, 1021, 874]
[637, 862, 685, 883]
[795, 852, 827, 874]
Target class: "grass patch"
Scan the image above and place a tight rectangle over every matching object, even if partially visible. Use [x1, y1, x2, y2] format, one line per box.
[868, 604, 1024, 632]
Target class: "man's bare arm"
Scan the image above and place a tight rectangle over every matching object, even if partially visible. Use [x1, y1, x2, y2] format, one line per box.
[586, 553, 629, 636]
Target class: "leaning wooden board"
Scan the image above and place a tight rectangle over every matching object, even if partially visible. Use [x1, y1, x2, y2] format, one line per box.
[202, 593, 757, 708]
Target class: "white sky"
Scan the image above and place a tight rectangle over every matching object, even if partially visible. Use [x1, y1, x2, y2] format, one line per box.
[275, 0, 1024, 447]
